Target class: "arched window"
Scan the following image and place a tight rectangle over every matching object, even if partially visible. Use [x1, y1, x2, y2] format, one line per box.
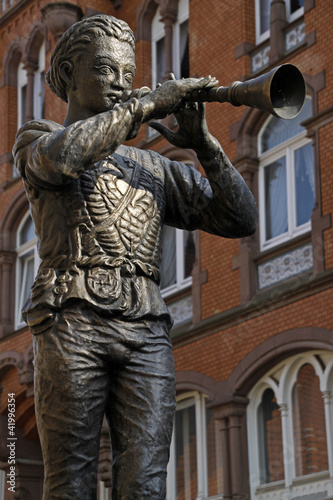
[17, 61, 27, 129]
[16, 213, 39, 329]
[247, 351, 333, 499]
[258, 97, 314, 251]
[292, 363, 329, 476]
[151, 0, 189, 89]
[17, 41, 45, 130]
[255, 0, 304, 44]
[167, 392, 222, 499]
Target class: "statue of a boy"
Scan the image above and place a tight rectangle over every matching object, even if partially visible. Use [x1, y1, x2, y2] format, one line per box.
[13, 14, 257, 500]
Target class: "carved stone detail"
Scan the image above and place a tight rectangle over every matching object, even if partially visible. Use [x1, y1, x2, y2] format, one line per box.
[169, 295, 193, 327]
[285, 21, 306, 52]
[257, 243, 313, 290]
[42, 2, 83, 41]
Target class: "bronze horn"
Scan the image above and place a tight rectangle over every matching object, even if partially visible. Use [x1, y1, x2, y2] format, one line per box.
[195, 64, 306, 119]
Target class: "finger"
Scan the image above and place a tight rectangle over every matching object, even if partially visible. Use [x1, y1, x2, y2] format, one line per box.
[200, 75, 219, 88]
[149, 122, 178, 143]
[138, 86, 152, 98]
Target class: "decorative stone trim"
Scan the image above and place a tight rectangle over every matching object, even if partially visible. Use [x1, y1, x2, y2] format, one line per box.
[251, 45, 270, 74]
[257, 243, 313, 290]
[169, 295, 193, 327]
[41, 2, 83, 41]
[285, 21, 305, 52]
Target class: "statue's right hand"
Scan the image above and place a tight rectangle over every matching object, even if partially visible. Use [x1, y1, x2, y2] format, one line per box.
[140, 74, 218, 122]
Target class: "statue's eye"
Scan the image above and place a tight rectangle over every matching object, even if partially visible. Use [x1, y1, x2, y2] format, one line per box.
[96, 66, 113, 75]
[124, 73, 134, 85]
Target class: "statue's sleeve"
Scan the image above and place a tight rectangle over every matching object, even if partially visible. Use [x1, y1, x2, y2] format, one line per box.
[12, 99, 143, 188]
[158, 149, 258, 239]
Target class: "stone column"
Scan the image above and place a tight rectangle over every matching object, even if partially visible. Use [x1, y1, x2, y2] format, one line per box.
[219, 416, 232, 499]
[269, 0, 288, 64]
[213, 397, 250, 499]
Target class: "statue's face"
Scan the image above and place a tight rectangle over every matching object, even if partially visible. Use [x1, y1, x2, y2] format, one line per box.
[70, 35, 136, 116]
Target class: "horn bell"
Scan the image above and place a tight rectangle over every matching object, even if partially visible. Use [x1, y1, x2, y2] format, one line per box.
[228, 64, 307, 119]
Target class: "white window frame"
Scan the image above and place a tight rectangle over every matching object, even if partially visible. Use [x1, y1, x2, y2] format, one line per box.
[98, 481, 111, 500]
[167, 391, 214, 500]
[151, 0, 189, 90]
[255, 0, 304, 45]
[258, 130, 313, 251]
[247, 351, 333, 499]
[15, 212, 39, 330]
[161, 228, 194, 298]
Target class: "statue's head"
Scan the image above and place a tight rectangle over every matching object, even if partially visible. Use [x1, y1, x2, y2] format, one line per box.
[46, 14, 136, 103]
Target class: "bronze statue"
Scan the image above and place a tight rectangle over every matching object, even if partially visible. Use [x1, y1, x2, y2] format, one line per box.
[13, 14, 257, 500]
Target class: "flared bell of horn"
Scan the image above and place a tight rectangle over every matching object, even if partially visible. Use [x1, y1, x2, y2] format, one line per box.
[203, 64, 306, 119]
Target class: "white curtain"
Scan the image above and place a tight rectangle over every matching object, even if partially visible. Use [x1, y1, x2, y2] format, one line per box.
[295, 143, 315, 227]
[160, 225, 176, 289]
[264, 157, 288, 240]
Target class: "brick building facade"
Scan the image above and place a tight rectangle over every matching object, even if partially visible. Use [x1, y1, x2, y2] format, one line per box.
[1, 0, 333, 499]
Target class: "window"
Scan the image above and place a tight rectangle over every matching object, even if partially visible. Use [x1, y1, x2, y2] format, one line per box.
[255, 0, 304, 44]
[247, 352, 333, 499]
[258, 97, 314, 251]
[167, 392, 222, 500]
[17, 61, 27, 129]
[160, 226, 195, 297]
[151, 0, 189, 89]
[292, 364, 329, 476]
[257, 388, 284, 484]
[33, 42, 45, 121]
[16, 213, 39, 329]
[17, 42, 45, 130]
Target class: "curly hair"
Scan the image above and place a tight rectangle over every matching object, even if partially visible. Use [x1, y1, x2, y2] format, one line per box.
[46, 14, 135, 103]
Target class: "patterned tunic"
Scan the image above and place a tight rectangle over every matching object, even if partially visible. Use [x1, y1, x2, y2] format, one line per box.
[13, 112, 257, 332]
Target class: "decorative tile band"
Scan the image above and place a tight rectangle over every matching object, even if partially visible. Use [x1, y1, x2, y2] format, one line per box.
[251, 45, 270, 74]
[257, 243, 313, 290]
[169, 295, 193, 326]
[285, 22, 306, 52]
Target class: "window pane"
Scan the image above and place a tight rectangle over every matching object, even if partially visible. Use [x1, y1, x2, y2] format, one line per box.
[183, 231, 195, 280]
[19, 216, 35, 245]
[257, 388, 284, 484]
[292, 364, 329, 477]
[295, 143, 315, 227]
[160, 225, 176, 289]
[264, 157, 288, 240]
[261, 98, 312, 152]
[179, 20, 189, 79]
[260, 0, 272, 35]
[18, 250, 35, 322]
[290, 0, 303, 13]
[175, 404, 197, 499]
[156, 37, 166, 85]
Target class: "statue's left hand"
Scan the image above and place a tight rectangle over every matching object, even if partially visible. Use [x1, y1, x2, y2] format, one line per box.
[148, 75, 219, 157]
